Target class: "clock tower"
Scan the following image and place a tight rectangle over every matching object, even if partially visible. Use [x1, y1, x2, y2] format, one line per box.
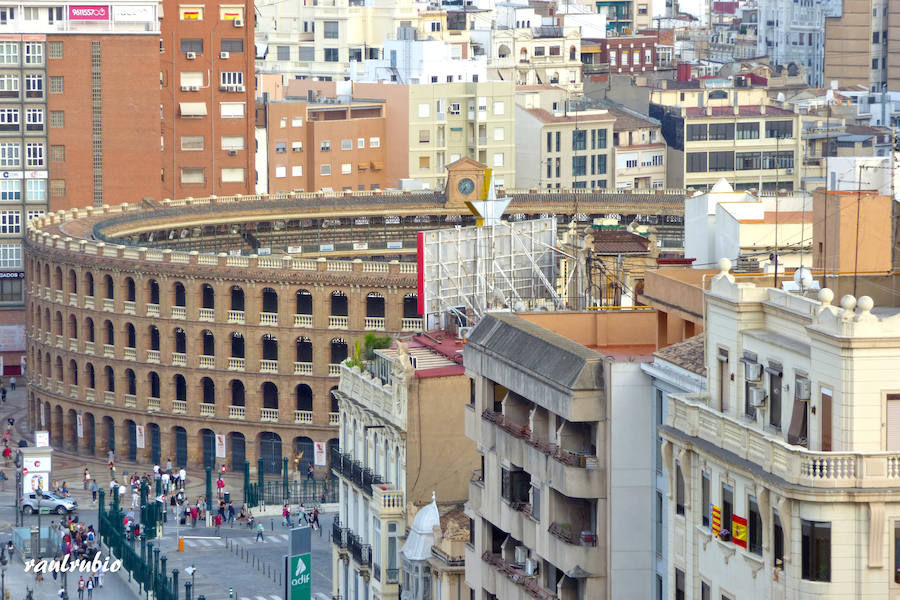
[444, 157, 487, 210]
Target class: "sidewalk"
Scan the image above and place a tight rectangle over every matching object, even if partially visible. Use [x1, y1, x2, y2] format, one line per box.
[1, 550, 138, 600]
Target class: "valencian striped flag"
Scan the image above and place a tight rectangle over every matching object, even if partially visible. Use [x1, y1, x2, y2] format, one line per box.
[710, 505, 721, 536]
[732, 515, 748, 548]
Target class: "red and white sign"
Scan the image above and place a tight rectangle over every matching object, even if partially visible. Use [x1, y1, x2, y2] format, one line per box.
[215, 434, 226, 459]
[68, 5, 109, 20]
[314, 442, 326, 466]
[24, 455, 51, 472]
[136, 425, 145, 449]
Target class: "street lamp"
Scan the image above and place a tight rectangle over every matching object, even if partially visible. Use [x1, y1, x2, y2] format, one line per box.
[36, 485, 42, 540]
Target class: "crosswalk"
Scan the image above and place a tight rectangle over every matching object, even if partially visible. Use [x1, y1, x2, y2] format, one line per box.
[179, 532, 293, 548]
[238, 596, 282, 600]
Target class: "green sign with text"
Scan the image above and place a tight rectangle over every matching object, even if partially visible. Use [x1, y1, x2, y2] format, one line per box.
[288, 553, 311, 600]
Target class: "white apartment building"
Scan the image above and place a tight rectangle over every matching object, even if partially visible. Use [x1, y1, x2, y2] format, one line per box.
[488, 26, 583, 92]
[662, 259, 900, 599]
[352, 36, 486, 84]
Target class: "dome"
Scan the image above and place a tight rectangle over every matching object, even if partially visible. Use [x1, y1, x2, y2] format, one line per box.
[401, 495, 441, 561]
[710, 178, 734, 193]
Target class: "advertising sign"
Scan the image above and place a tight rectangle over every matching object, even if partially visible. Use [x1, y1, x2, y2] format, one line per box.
[215, 434, 226, 458]
[68, 5, 110, 20]
[76, 414, 83, 439]
[24, 472, 47, 493]
[285, 526, 311, 600]
[23, 455, 50, 473]
[112, 4, 154, 21]
[136, 425, 145, 449]
[313, 442, 326, 466]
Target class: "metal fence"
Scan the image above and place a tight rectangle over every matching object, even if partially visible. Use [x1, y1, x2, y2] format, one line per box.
[261, 478, 338, 506]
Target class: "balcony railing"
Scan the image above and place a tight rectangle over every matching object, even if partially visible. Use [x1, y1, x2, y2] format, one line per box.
[259, 312, 278, 326]
[200, 403, 215, 417]
[351, 460, 364, 488]
[123, 301, 136, 315]
[146, 303, 160, 317]
[294, 410, 313, 424]
[482, 409, 598, 468]
[198, 308, 215, 321]
[548, 522, 597, 546]
[172, 400, 187, 414]
[329, 412, 339, 425]
[68, 338, 77, 352]
[199, 355, 215, 369]
[102, 298, 115, 312]
[103, 391, 115, 405]
[124, 347, 136, 361]
[260, 359, 278, 373]
[171, 306, 186, 319]
[328, 315, 348, 329]
[260, 407, 279, 422]
[348, 533, 372, 570]
[146, 349, 160, 363]
[328, 363, 341, 376]
[68, 292, 77, 307]
[69, 384, 78, 398]
[294, 314, 312, 328]
[385, 569, 399, 584]
[85, 341, 95, 355]
[228, 310, 245, 324]
[294, 362, 312, 375]
[172, 352, 187, 366]
[147, 397, 160, 412]
[55, 334, 63, 348]
[401, 318, 422, 331]
[124, 394, 136, 408]
[85, 388, 96, 402]
[84, 296, 94, 309]
[228, 405, 245, 419]
[332, 518, 349, 548]
[103, 344, 115, 358]
[364, 317, 385, 330]
[482, 552, 555, 600]
[228, 357, 245, 370]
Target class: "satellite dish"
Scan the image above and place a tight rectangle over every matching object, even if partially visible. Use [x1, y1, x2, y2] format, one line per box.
[793, 266, 814, 290]
[513, 301, 527, 312]
[776, 92, 785, 102]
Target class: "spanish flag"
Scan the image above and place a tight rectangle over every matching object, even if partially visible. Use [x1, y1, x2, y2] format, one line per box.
[224, 12, 240, 19]
[183, 10, 199, 19]
[732, 515, 748, 548]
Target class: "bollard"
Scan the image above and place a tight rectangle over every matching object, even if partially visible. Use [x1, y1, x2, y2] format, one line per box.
[178, 537, 184, 552]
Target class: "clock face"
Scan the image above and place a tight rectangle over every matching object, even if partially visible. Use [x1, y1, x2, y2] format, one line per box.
[457, 177, 475, 195]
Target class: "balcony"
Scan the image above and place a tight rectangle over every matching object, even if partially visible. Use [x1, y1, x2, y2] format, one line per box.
[351, 460, 364, 488]
[329, 412, 339, 425]
[102, 298, 114, 312]
[44, 332, 51, 344]
[123, 301, 136, 315]
[482, 552, 556, 600]
[331, 447, 351, 477]
[171, 306, 186, 320]
[124, 394, 136, 408]
[401, 318, 423, 332]
[294, 314, 312, 328]
[146, 350, 160, 363]
[228, 405, 245, 419]
[200, 403, 216, 417]
[147, 397, 160, 412]
[55, 380, 63, 394]
[668, 393, 900, 489]
[68, 338, 77, 352]
[259, 359, 278, 374]
[373, 486, 404, 517]
[172, 400, 187, 414]
[68, 292, 77, 307]
[103, 344, 115, 358]
[364, 317, 385, 330]
[228, 357, 245, 371]
[294, 410, 313, 424]
[124, 347, 136, 361]
[55, 334, 63, 348]
[332, 518, 349, 549]
[43, 286, 50, 300]
[543, 522, 598, 574]
[294, 362, 312, 375]
[146, 303, 160, 317]
[198, 308, 214, 322]
[260, 407, 279, 422]
[228, 310, 245, 324]
[68, 384, 78, 399]
[85, 388, 96, 402]
[85, 341, 95, 355]
[348, 533, 372, 570]
[328, 315, 349, 329]
[172, 352, 187, 366]
[103, 391, 115, 405]
[328, 364, 341, 376]
[199, 355, 215, 369]
[54, 290, 62, 303]
[259, 312, 278, 326]
[84, 296, 94, 309]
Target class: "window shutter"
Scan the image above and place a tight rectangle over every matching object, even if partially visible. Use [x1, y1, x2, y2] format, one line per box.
[886, 396, 900, 451]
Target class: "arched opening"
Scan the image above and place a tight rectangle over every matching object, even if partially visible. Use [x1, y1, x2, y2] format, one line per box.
[125, 322, 136, 348]
[262, 334, 278, 361]
[125, 369, 136, 395]
[201, 284, 215, 309]
[293, 437, 314, 472]
[68, 359, 78, 386]
[230, 380, 245, 406]
[86, 272, 94, 297]
[85, 318, 94, 342]
[68, 269, 77, 295]
[330, 387, 339, 413]
[125, 277, 135, 302]
[86, 363, 95, 389]
[259, 432, 282, 475]
[104, 366, 115, 392]
[201, 428, 215, 469]
[66, 408, 77, 451]
[104, 320, 114, 345]
[54, 311, 62, 335]
[296, 336, 312, 362]
[174, 374, 186, 402]
[55, 356, 62, 381]
[498, 44, 511, 58]
[366, 292, 385, 318]
[296, 384, 313, 411]
[403, 294, 420, 318]
[262, 382, 278, 409]
[261, 287, 278, 313]
[295, 289, 312, 315]
[231, 333, 245, 358]
[174, 282, 186, 307]
[174, 426, 187, 467]
[148, 423, 161, 465]
[327, 438, 340, 470]
[330, 338, 348, 364]
[148, 279, 160, 305]
[54, 267, 62, 291]
[202, 330, 215, 356]
[230, 432, 246, 472]
[174, 328, 186, 354]
[330, 290, 348, 316]
[103, 274, 114, 299]
[569, 45, 576, 61]
[103, 416, 115, 453]
[202, 377, 215, 405]
[148, 371, 160, 398]
[550, 71, 560, 84]
[231, 286, 244, 311]
[126, 419, 137, 461]
[68, 314, 77, 339]
[149, 326, 160, 351]
[85, 413, 95, 455]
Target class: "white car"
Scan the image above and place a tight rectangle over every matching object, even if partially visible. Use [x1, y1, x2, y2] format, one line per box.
[21, 492, 77, 515]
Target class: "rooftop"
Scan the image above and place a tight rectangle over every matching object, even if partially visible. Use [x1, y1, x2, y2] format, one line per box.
[592, 229, 652, 254]
[653, 334, 706, 376]
[381, 332, 465, 378]
[524, 107, 615, 124]
[737, 211, 811, 225]
[683, 104, 795, 118]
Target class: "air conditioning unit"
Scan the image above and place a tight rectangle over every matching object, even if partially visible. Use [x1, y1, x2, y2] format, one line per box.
[795, 378, 811, 400]
[525, 558, 539, 576]
[749, 385, 767, 408]
[786, 168, 794, 174]
[236, 84, 246, 92]
[228, 150, 237, 156]
[514, 546, 527, 566]
[744, 362, 762, 382]
[180, 85, 193, 91]
[233, 17, 244, 27]
[220, 51, 230, 59]
[186, 52, 197, 60]
[188, 85, 199, 92]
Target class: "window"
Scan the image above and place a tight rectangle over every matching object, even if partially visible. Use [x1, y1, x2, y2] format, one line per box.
[418, 103, 430, 118]
[748, 496, 762, 555]
[721, 484, 733, 533]
[0, 143, 18, 167]
[0, 210, 19, 234]
[549, 46, 560, 56]
[774, 511, 784, 569]
[701, 471, 710, 527]
[768, 364, 782, 429]
[274, 142, 286, 154]
[25, 108, 43, 130]
[357, 138, 364, 149]
[572, 129, 586, 151]
[279, 117, 286, 128]
[276, 46, 290, 61]
[25, 142, 43, 167]
[291, 117, 302, 127]
[180, 167, 205, 184]
[180, 39, 203, 53]
[655, 491, 663, 556]
[274, 166, 286, 178]
[341, 163, 352, 174]
[221, 168, 244, 183]
[709, 123, 734, 140]
[494, 127, 504, 141]
[24, 43, 42, 65]
[675, 569, 684, 600]
[493, 101, 505, 115]
[341, 139, 352, 151]
[0, 109, 18, 130]
[0, 43, 17, 65]
[323, 21, 338, 39]
[291, 165, 302, 177]
[418, 130, 430, 143]
[736, 122, 759, 140]
[320, 140, 331, 152]
[220, 71, 243, 86]
[291, 141, 302, 153]
[369, 137, 380, 148]
[0, 8, 13, 25]
[0, 278, 21, 302]
[0, 181, 19, 201]
[701, 582, 710, 600]
[26, 210, 44, 221]
[221, 136, 244, 150]
[765, 120, 793, 139]
[448, 103, 461, 115]
[596, 154, 607, 175]
[27, 179, 45, 201]
[675, 461, 685, 515]
[49, 179, 64, 197]
[596, 129, 607, 149]
[0, 74, 17, 95]
[324, 48, 339, 62]
[572, 155, 586, 176]
[49, 110, 63, 128]
[221, 39, 244, 53]
[735, 151, 761, 170]
[219, 102, 244, 118]
[686, 124, 708, 141]
[492, 153, 504, 167]
[0, 243, 20, 267]
[418, 156, 431, 169]
[219, 7, 243, 20]
[179, 6, 203, 20]
[686, 152, 707, 173]
[320, 164, 331, 176]
[181, 136, 204, 151]
[49, 76, 63, 94]
[708, 151, 733, 172]
[24, 74, 41, 98]
[801, 521, 830, 581]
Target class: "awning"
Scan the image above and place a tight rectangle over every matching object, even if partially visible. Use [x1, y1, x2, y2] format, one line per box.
[787, 397, 808, 445]
[179, 102, 207, 117]
[371, 161, 384, 171]
[357, 162, 369, 170]
[255, 42, 268, 59]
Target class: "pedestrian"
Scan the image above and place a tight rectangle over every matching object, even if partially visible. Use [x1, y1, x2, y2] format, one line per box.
[306, 463, 314, 480]
[10, 376, 16, 390]
[255, 521, 265, 543]
[213, 512, 222, 535]
[86, 576, 94, 600]
[1, 386, 6, 402]
[216, 475, 225, 498]
[90, 480, 98, 504]
[83, 468, 91, 491]
[227, 501, 235, 526]
[178, 467, 186, 488]
[7, 540, 14, 561]
[312, 506, 320, 531]
[166, 457, 172, 472]
[190, 504, 198, 527]
[57, 585, 65, 599]
[77, 576, 85, 600]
